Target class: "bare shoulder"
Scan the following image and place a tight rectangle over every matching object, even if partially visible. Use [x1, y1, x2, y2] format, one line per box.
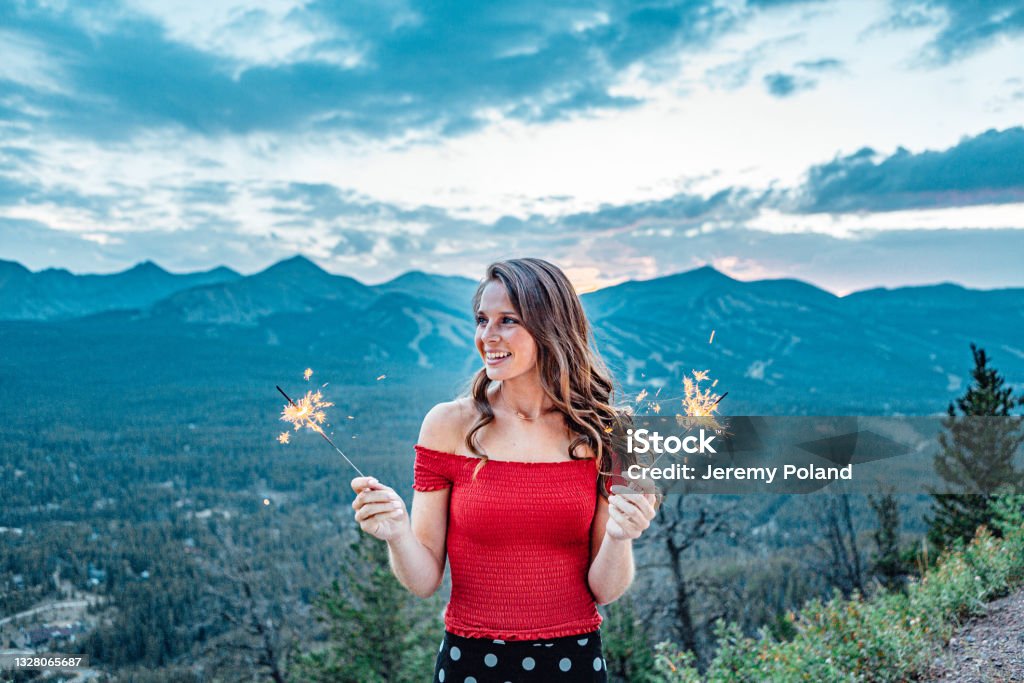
[418, 398, 477, 453]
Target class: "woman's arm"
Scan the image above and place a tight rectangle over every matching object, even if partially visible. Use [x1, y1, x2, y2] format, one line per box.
[384, 488, 449, 598]
[351, 479, 446, 597]
[587, 495, 633, 605]
[587, 487, 658, 605]
[351, 401, 464, 598]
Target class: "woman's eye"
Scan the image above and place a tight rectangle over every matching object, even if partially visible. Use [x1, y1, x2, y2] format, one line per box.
[476, 316, 518, 325]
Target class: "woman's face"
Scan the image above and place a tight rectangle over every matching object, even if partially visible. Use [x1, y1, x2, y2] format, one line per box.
[475, 280, 539, 382]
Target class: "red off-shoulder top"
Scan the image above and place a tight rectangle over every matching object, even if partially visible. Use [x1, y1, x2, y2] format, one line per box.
[412, 444, 603, 640]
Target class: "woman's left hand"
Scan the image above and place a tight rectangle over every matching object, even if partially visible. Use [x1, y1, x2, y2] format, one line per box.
[605, 484, 659, 541]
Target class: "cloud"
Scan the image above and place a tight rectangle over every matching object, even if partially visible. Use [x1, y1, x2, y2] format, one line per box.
[763, 71, 816, 97]
[6, 187, 1024, 295]
[792, 127, 1024, 213]
[1, 0, 820, 142]
[893, 0, 1024, 64]
[795, 57, 843, 72]
[560, 188, 760, 229]
[176, 181, 234, 206]
[0, 216, 286, 275]
[553, 224, 1024, 293]
[703, 32, 806, 90]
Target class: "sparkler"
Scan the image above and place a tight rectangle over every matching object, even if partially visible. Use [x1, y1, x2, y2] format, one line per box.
[628, 367, 728, 434]
[640, 370, 728, 468]
[276, 384, 365, 478]
[681, 369, 723, 417]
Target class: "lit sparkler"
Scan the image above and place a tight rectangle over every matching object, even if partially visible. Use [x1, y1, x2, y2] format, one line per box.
[630, 368, 727, 429]
[681, 369, 725, 419]
[277, 385, 365, 477]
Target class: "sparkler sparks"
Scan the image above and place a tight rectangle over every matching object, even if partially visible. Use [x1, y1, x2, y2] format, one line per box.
[277, 385, 365, 477]
[681, 371, 722, 418]
[277, 432, 290, 444]
[630, 367, 726, 429]
[708, 330, 716, 344]
[677, 370, 727, 432]
[304, 368, 313, 381]
[281, 389, 333, 432]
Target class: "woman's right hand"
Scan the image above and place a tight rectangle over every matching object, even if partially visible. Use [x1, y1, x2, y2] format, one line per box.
[350, 476, 409, 542]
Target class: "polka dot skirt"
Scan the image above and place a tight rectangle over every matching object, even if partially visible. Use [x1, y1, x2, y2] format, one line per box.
[433, 629, 607, 682]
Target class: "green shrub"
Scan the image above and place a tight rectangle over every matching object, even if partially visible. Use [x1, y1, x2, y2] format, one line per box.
[653, 494, 1024, 682]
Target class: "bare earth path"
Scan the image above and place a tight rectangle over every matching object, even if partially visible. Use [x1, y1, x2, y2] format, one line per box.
[927, 588, 1024, 682]
[0, 599, 92, 626]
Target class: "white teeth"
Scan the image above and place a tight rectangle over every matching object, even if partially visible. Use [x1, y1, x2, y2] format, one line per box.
[486, 351, 511, 360]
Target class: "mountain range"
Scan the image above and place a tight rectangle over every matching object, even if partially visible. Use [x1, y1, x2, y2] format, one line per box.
[1, 256, 1022, 414]
[0, 259, 241, 320]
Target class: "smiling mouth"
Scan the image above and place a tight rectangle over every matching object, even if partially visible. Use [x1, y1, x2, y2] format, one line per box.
[485, 351, 511, 361]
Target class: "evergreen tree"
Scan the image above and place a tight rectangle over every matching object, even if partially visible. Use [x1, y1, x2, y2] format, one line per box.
[868, 491, 905, 591]
[290, 533, 442, 683]
[928, 344, 1024, 548]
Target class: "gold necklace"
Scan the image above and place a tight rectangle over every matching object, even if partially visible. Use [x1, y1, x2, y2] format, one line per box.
[499, 385, 539, 421]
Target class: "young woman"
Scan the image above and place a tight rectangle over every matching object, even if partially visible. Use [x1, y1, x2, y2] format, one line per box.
[351, 258, 658, 682]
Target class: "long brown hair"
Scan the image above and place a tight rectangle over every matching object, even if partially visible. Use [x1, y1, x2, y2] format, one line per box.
[464, 258, 633, 497]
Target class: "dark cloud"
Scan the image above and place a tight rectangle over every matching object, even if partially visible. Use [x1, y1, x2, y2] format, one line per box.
[330, 230, 378, 256]
[763, 71, 815, 97]
[266, 182, 463, 228]
[795, 57, 843, 71]
[794, 127, 1024, 213]
[562, 188, 759, 229]
[0, 166, 136, 219]
[892, 0, 1024, 64]
[328, 231, 421, 257]
[268, 183, 368, 218]
[0, 0, 831, 142]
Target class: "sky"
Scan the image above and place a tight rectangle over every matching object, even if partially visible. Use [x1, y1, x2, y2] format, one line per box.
[0, 0, 1022, 294]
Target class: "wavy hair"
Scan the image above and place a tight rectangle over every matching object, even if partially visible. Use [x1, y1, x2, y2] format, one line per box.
[464, 258, 634, 497]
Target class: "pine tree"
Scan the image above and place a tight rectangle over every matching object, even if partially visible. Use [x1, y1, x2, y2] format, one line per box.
[868, 491, 905, 591]
[290, 533, 443, 683]
[928, 344, 1024, 548]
